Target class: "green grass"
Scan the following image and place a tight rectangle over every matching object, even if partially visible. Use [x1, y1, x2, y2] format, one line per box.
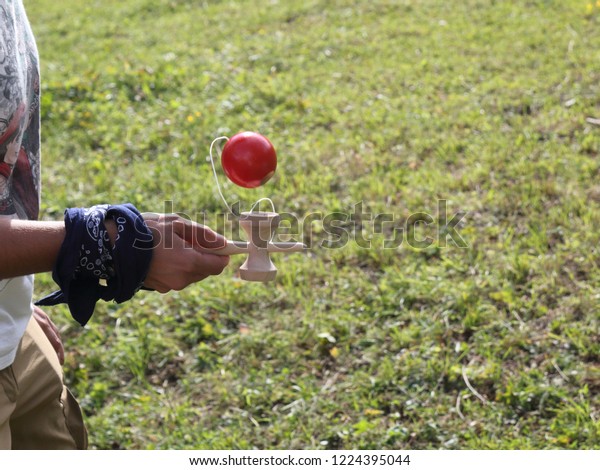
[27, 0, 599, 449]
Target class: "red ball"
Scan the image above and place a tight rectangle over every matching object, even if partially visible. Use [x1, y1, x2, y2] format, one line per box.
[221, 132, 277, 188]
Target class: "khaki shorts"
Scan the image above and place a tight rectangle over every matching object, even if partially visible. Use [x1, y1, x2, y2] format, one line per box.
[0, 317, 87, 449]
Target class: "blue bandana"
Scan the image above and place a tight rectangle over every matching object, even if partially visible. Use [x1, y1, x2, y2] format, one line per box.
[36, 204, 153, 326]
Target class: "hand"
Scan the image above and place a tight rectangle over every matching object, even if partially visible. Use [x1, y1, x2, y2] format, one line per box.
[32, 305, 65, 365]
[140, 213, 230, 293]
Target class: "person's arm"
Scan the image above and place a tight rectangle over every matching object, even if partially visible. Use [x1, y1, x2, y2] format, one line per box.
[0, 218, 65, 279]
[0, 214, 229, 291]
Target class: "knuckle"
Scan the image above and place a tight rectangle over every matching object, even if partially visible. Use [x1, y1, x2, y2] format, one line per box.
[210, 258, 228, 275]
[216, 258, 229, 273]
[172, 274, 193, 291]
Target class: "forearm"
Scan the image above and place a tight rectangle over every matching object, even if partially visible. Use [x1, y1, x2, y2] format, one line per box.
[0, 217, 118, 280]
[1, 210, 229, 297]
[0, 218, 65, 278]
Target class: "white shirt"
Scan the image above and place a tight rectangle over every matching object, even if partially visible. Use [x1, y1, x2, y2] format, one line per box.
[0, 275, 33, 369]
[0, 0, 42, 369]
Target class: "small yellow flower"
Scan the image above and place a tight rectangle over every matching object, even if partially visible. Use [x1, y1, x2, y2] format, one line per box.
[187, 115, 195, 123]
[597, 0, 600, 7]
[201, 323, 214, 336]
[586, 3, 594, 12]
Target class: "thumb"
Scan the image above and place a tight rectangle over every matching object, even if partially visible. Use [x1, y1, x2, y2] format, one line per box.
[172, 219, 228, 250]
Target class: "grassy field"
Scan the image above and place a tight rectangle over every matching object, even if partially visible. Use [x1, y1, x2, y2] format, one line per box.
[27, 0, 599, 449]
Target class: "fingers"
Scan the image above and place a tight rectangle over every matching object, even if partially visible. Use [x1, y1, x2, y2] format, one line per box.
[176, 250, 230, 283]
[193, 252, 230, 276]
[32, 306, 65, 365]
[145, 252, 229, 293]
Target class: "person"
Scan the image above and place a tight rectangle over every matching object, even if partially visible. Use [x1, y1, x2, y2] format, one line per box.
[0, 0, 230, 449]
